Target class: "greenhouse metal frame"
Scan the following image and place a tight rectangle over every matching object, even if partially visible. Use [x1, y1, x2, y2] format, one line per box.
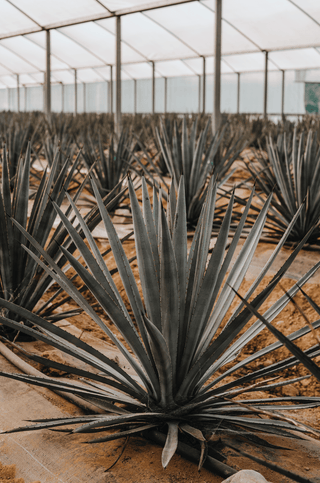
[1, 0, 320, 130]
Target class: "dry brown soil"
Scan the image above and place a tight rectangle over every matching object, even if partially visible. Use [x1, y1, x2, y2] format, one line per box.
[0, 462, 40, 483]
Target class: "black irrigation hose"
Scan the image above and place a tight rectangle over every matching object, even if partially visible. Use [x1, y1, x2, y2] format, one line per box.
[143, 429, 237, 479]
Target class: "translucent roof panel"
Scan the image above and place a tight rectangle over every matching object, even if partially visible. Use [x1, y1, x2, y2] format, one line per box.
[51, 70, 76, 84]
[184, 57, 234, 75]
[19, 73, 42, 85]
[0, 44, 38, 73]
[0, 36, 66, 71]
[270, 48, 320, 70]
[0, 0, 38, 36]
[156, 60, 198, 77]
[91, 19, 146, 63]
[50, 30, 105, 69]
[147, 2, 259, 57]
[76, 68, 107, 83]
[95, 66, 112, 81]
[290, 0, 320, 26]
[0, 75, 19, 87]
[9, 0, 109, 27]
[219, 0, 320, 51]
[99, 0, 183, 12]
[0, 64, 13, 76]
[122, 62, 154, 79]
[223, 52, 278, 73]
[1, 0, 320, 88]
[120, 12, 195, 61]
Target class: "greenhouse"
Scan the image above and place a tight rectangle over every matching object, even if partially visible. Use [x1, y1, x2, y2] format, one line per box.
[2, 2, 320, 483]
[1, 0, 320, 119]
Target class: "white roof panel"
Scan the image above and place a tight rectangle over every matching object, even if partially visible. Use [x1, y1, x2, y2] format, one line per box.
[184, 57, 234, 74]
[221, 0, 320, 51]
[1, 0, 320, 86]
[19, 73, 42, 85]
[270, 48, 320, 70]
[0, 75, 18, 87]
[156, 59, 197, 77]
[95, 19, 146, 63]
[76, 68, 106, 83]
[52, 30, 105, 69]
[0, 0, 38, 36]
[288, 0, 320, 26]
[9, 0, 108, 26]
[122, 62, 153, 79]
[121, 12, 195, 61]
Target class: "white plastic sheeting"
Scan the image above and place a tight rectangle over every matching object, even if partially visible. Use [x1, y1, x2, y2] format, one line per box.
[0, 0, 320, 88]
[0, 0, 319, 117]
[0, 68, 309, 115]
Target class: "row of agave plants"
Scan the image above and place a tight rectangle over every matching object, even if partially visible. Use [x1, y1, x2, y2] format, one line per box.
[1, 112, 320, 480]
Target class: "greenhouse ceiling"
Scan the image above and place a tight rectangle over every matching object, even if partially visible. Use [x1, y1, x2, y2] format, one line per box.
[0, 0, 320, 88]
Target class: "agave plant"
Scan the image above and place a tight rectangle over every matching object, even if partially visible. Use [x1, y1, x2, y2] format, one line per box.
[156, 117, 246, 226]
[0, 175, 320, 480]
[2, 115, 41, 183]
[243, 129, 320, 245]
[0, 141, 130, 339]
[79, 129, 135, 210]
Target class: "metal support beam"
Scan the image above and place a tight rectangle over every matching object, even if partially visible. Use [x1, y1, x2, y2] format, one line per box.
[237, 72, 240, 114]
[45, 29, 51, 121]
[16, 74, 20, 112]
[74, 69, 77, 115]
[281, 70, 285, 121]
[202, 56, 206, 115]
[198, 75, 201, 114]
[109, 65, 113, 114]
[115, 16, 122, 137]
[61, 83, 64, 112]
[213, 0, 222, 133]
[134, 78, 137, 115]
[151, 61, 155, 114]
[24, 85, 27, 111]
[164, 77, 167, 114]
[263, 50, 268, 120]
[83, 83, 86, 112]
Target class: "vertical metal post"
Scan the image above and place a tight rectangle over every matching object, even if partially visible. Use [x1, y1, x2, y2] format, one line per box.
[61, 83, 64, 112]
[151, 61, 155, 115]
[164, 77, 167, 114]
[134, 78, 137, 115]
[115, 16, 121, 137]
[213, 0, 222, 133]
[281, 70, 285, 121]
[16, 74, 20, 112]
[198, 75, 201, 114]
[24, 85, 27, 111]
[263, 50, 268, 120]
[74, 69, 77, 115]
[109, 65, 113, 115]
[237, 72, 240, 114]
[45, 30, 51, 121]
[202, 56, 206, 114]
[83, 83, 86, 113]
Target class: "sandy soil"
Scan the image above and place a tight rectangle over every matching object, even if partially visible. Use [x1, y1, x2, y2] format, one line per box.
[4, 165, 320, 482]
[0, 462, 40, 483]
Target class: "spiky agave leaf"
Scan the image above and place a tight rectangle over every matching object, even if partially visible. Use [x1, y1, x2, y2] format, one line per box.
[0, 142, 132, 339]
[1, 176, 320, 478]
[79, 128, 135, 212]
[156, 117, 246, 226]
[243, 129, 320, 244]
